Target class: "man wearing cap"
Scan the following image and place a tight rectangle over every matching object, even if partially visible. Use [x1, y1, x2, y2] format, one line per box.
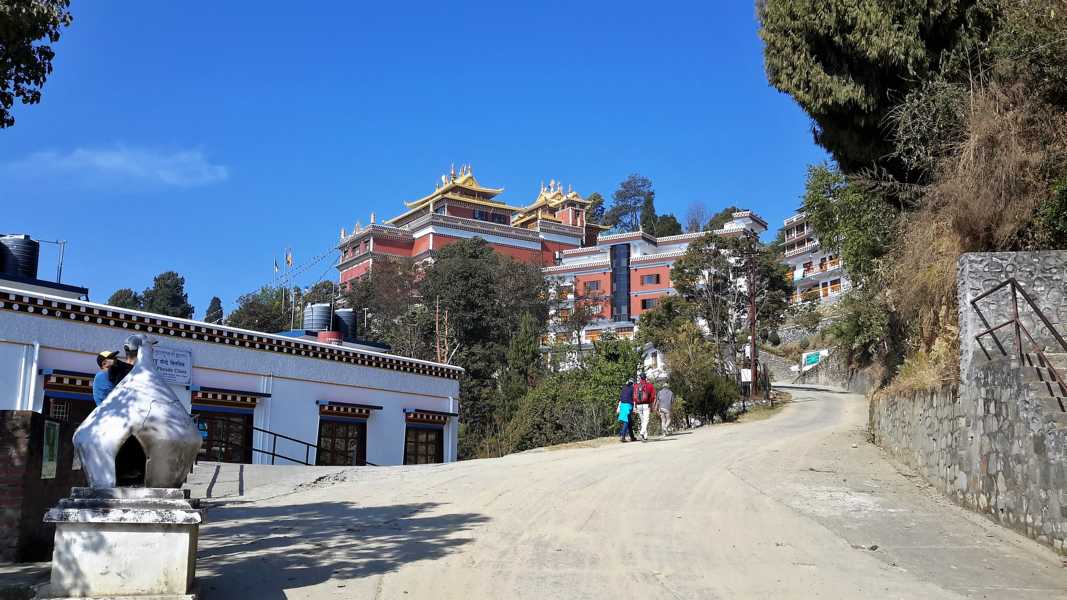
[92, 350, 132, 406]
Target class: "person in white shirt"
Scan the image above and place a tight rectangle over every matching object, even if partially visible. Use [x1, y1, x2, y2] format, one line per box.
[656, 382, 675, 437]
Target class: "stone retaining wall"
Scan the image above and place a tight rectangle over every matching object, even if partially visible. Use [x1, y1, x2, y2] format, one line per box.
[959, 251, 1067, 383]
[870, 360, 1066, 553]
[870, 250, 1067, 554]
[795, 352, 877, 395]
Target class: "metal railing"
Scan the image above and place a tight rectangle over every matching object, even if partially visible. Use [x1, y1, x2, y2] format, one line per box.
[197, 426, 378, 467]
[252, 426, 321, 465]
[972, 277, 1067, 410]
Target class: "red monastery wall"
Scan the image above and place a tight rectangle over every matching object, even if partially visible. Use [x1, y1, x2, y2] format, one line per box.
[372, 236, 414, 256]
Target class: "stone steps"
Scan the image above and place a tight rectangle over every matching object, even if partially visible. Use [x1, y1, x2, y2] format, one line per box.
[1033, 396, 1067, 424]
[1022, 351, 1067, 371]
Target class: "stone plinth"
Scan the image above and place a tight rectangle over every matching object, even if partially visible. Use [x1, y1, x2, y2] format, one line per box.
[38, 488, 201, 600]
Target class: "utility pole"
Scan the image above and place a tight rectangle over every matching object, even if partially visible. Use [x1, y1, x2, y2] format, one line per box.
[745, 231, 759, 410]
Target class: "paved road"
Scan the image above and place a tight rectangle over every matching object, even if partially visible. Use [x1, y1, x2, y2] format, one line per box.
[197, 386, 1067, 599]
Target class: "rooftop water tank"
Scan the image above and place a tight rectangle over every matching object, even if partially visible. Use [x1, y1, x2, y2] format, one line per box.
[334, 308, 357, 342]
[303, 302, 333, 332]
[0, 235, 40, 279]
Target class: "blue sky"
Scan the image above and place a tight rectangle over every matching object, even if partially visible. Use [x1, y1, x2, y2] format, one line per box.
[1, 2, 826, 318]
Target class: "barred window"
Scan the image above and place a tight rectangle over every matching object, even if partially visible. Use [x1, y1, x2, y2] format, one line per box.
[48, 398, 70, 422]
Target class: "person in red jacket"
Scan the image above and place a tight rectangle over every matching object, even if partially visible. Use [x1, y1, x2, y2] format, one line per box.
[633, 372, 656, 441]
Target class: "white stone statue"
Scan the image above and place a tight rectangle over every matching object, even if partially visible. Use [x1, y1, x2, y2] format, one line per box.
[73, 334, 202, 488]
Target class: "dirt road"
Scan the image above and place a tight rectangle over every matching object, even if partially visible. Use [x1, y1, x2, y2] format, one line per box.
[197, 386, 1067, 599]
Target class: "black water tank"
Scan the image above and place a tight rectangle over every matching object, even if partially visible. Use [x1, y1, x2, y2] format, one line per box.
[0, 235, 39, 279]
[334, 308, 357, 342]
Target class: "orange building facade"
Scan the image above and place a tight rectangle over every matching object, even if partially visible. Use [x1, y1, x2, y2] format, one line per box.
[336, 166, 605, 286]
[543, 210, 769, 345]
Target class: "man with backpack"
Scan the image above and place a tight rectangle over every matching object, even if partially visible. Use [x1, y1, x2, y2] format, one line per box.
[633, 373, 656, 441]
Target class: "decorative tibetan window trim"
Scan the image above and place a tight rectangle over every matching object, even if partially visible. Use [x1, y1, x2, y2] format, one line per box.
[190, 388, 261, 411]
[317, 400, 383, 420]
[39, 369, 94, 396]
[2, 289, 462, 380]
[403, 408, 456, 425]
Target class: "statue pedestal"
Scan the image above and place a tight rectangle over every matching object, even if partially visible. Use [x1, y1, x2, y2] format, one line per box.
[39, 488, 201, 600]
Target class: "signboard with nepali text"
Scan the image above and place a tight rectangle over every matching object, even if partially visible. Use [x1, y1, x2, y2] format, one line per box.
[153, 346, 192, 385]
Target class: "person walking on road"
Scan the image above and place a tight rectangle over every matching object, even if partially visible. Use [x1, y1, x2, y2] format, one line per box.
[656, 381, 675, 437]
[633, 373, 656, 442]
[617, 379, 637, 442]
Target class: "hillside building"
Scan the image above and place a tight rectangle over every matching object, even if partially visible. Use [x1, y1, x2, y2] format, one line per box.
[543, 210, 768, 345]
[780, 210, 851, 304]
[336, 166, 606, 285]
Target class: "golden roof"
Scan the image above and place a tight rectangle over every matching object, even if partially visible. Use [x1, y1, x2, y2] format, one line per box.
[402, 164, 505, 209]
[512, 180, 589, 223]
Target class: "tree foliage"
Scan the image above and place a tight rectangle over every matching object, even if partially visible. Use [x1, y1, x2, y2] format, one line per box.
[226, 286, 292, 333]
[0, 0, 72, 128]
[802, 164, 894, 286]
[656, 213, 683, 236]
[604, 173, 653, 232]
[141, 271, 194, 319]
[640, 190, 658, 234]
[705, 205, 739, 231]
[205, 296, 223, 324]
[418, 238, 547, 457]
[585, 191, 606, 224]
[665, 322, 738, 423]
[672, 233, 790, 346]
[758, 0, 998, 177]
[106, 288, 142, 310]
[341, 257, 420, 343]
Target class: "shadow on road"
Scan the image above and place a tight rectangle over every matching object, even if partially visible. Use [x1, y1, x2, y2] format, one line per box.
[197, 501, 488, 599]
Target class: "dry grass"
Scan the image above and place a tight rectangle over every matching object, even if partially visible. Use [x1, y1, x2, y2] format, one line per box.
[736, 391, 792, 423]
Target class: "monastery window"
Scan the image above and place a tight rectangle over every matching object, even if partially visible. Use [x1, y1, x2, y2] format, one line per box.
[473, 209, 508, 225]
[404, 427, 443, 465]
[317, 420, 367, 466]
[641, 298, 659, 310]
[641, 274, 660, 285]
[583, 280, 600, 292]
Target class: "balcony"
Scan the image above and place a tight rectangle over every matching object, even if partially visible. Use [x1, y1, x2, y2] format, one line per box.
[784, 239, 820, 258]
[791, 281, 846, 304]
[800, 258, 842, 278]
[784, 228, 812, 242]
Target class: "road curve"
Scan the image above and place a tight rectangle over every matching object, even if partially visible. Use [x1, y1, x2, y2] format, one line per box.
[197, 387, 1067, 599]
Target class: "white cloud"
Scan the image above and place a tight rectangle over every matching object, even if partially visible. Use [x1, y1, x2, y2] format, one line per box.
[3, 144, 229, 187]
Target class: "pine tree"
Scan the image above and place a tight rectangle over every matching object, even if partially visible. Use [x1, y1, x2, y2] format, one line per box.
[106, 288, 142, 310]
[141, 271, 195, 319]
[604, 174, 653, 232]
[205, 296, 223, 324]
[640, 191, 658, 235]
[758, 0, 997, 177]
[586, 192, 606, 223]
